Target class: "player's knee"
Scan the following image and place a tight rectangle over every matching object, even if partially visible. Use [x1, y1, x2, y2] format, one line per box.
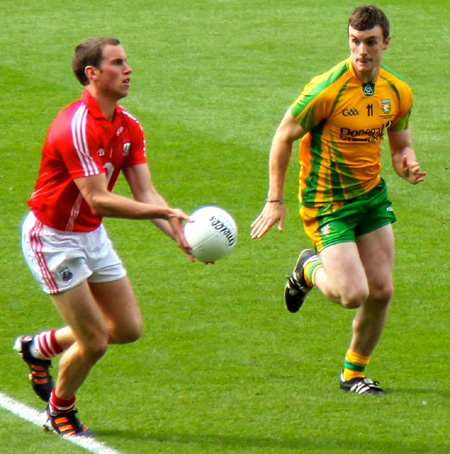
[119, 324, 143, 344]
[340, 287, 370, 309]
[79, 338, 108, 364]
[370, 283, 394, 306]
[110, 319, 143, 344]
[92, 341, 108, 361]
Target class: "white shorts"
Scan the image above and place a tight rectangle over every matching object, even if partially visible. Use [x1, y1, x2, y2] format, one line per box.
[22, 212, 126, 294]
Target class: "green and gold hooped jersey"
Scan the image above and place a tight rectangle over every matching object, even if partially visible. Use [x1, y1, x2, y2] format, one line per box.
[291, 58, 412, 207]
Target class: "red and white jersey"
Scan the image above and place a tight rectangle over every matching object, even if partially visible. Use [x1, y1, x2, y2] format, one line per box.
[29, 90, 147, 231]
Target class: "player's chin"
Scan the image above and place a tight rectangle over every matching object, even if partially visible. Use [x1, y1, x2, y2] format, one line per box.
[116, 87, 130, 99]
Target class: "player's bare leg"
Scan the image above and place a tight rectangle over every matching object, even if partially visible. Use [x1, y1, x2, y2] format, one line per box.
[38, 276, 143, 436]
[53, 326, 77, 350]
[314, 242, 369, 308]
[350, 224, 395, 356]
[311, 230, 393, 395]
[50, 281, 111, 400]
[89, 276, 143, 345]
[338, 225, 394, 394]
[38, 280, 111, 436]
[50, 276, 143, 399]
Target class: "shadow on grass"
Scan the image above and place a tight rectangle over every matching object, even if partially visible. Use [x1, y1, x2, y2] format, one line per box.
[97, 429, 436, 453]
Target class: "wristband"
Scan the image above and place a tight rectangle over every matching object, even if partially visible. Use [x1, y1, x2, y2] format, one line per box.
[266, 199, 284, 203]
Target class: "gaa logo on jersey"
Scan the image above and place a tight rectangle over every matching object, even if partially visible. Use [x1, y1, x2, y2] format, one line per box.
[123, 142, 131, 156]
[382, 99, 391, 114]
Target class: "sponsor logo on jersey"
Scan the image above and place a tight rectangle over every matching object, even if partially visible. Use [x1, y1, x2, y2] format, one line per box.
[116, 126, 124, 136]
[382, 99, 391, 114]
[342, 108, 359, 116]
[362, 83, 375, 96]
[340, 124, 386, 142]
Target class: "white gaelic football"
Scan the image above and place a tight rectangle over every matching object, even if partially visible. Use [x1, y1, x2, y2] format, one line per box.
[184, 205, 237, 262]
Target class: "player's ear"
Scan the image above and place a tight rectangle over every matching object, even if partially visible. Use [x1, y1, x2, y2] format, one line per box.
[85, 66, 99, 82]
[383, 36, 391, 50]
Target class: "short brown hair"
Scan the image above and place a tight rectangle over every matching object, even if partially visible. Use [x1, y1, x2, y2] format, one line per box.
[348, 6, 390, 40]
[72, 37, 121, 86]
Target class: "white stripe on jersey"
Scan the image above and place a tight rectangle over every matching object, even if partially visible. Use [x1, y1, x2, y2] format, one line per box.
[120, 105, 140, 124]
[121, 108, 146, 154]
[71, 104, 99, 176]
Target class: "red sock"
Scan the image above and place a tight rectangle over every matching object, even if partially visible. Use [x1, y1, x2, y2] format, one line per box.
[32, 330, 63, 359]
[49, 389, 75, 414]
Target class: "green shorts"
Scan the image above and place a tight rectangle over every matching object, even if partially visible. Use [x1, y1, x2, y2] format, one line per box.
[300, 179, 397, 251]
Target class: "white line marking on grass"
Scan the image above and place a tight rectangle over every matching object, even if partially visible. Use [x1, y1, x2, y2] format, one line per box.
[0, 391, 125, 454]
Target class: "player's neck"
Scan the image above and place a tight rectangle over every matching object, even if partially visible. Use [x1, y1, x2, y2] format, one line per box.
[95, 97, 117, 122]
[86, 86, 118, 122]
[354, 66, 380, 84]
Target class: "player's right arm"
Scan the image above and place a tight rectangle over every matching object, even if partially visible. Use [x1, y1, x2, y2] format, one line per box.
[250, 110, 306, 239]
[74, 173, 190, 223]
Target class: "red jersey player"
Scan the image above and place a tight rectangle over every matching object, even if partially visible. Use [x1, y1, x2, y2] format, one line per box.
[15, 37, 195, 437]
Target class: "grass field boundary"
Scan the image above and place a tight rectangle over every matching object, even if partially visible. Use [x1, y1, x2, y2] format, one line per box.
[0, 392, 125, 454]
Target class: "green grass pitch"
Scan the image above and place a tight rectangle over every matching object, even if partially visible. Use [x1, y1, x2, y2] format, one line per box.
[0, 1, 448, 453]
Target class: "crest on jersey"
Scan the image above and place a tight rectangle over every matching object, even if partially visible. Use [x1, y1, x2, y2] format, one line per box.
[123, 142, 130, 156]
[320, 224, 331, 237]
[382, 99, 391, 114]
[58, 267, 73, 282]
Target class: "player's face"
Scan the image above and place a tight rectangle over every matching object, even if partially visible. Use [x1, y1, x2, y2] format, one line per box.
[95, 45, 132, 100]
[348, 25, 390, 82]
